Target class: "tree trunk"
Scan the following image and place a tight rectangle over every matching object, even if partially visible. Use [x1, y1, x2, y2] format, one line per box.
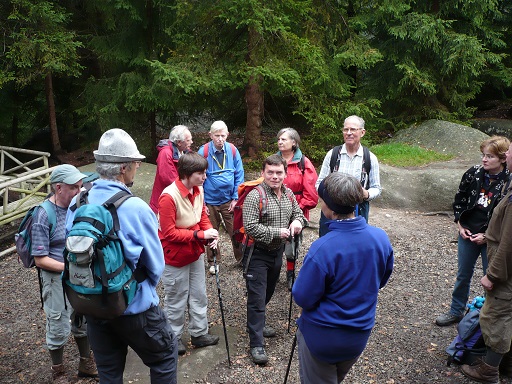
[244, 79, 264, 158]
[45, 72, 62, 153]
[243, 26, 264, 158]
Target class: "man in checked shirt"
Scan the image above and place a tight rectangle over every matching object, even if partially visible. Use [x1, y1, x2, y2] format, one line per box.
[242, 154, 306, 365]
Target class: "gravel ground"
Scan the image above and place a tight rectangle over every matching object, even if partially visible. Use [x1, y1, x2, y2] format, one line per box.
[0, 205, 504, 383]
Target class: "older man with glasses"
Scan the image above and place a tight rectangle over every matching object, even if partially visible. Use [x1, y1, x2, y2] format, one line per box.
[315, 115, 382, 236]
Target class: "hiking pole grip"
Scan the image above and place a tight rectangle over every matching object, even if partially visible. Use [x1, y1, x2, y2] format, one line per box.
[211, 246, 232, 367]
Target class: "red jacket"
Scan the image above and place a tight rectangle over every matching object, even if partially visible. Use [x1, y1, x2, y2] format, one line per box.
[149, 141, 180, 214]
[158, 180, 213, 267]
[281, 149, 318, 220]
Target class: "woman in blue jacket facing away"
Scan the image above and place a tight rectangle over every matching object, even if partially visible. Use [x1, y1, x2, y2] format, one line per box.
[292, 172, 394, 383]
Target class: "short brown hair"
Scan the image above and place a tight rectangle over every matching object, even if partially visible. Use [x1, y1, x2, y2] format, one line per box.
[178, 152, 208, 179]
[262, 154, 287, 172]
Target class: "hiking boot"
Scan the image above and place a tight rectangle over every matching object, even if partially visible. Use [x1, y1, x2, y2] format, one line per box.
[436, 312, 463, 326]
[191, 334, 219, 348]
[78, 356, 98, 378]
[177, 339, 186, 356]
[263, 325, 276, 338]
[286, 270, 295, 292]
[209, 265, 219, 275]
[51, 364, 68, 384]
[250, 347, 268, 365]
[461, 357, 499, 384]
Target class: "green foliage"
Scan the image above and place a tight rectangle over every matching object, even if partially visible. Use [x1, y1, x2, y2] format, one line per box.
[6, 0, 83, 86]
[370, 143, 454, 167]
[1, 0, 512, 155]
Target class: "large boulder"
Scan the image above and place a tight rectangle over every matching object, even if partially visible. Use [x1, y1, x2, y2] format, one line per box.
[373, 119, 489, 212]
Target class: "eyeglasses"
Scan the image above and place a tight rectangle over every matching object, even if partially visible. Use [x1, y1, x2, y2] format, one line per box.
[481, 154, 496, 160]
[342, 127, 363, 133]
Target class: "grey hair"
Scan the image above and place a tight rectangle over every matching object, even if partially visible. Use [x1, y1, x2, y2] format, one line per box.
[169, 125, 191, 142]
[324, 172, 364, 208]
[344, 115, 365, 129]
[277, 128, 301, 150]
[96, 161, 133, 180]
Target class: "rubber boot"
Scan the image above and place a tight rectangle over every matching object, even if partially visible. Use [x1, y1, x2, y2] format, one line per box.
[461, 357, 499, 384]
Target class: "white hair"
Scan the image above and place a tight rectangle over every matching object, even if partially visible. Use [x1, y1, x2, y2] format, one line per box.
[169, 125, 191, 142]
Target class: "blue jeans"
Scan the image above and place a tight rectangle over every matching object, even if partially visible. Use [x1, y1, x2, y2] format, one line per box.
[450, 235, 488, 316]
[319, 201, 369, 237]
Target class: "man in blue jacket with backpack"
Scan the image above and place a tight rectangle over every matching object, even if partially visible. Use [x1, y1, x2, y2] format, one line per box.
[198, 120, 245, 272]
[66, 129, 178, 384]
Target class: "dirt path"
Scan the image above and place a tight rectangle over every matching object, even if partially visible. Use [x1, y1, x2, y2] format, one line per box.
[0, 206, 491, 383]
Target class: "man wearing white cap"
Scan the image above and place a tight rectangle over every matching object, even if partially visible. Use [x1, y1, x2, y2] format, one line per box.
[32, 164, 98, 382]
[66, 128, 178, 383]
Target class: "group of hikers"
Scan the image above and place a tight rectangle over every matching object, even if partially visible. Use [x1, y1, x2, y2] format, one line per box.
[33, 114, 497, 383]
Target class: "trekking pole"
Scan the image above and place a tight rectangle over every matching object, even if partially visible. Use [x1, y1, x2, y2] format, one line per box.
[283, 332, 297, 384]
[287, 233, 300, 334]
[212, 247, 232, 367]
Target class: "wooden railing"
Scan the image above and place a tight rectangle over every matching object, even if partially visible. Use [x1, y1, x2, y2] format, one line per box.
[0, 146, 54, 257]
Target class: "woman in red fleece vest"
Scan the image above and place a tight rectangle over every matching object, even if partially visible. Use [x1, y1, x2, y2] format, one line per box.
[158, 152, 220, 356]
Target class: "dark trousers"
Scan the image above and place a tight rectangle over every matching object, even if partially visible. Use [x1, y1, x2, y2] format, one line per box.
[86, 305, 178, 384]
[319, 201, 369, 237]
[244, 246, 283, 347]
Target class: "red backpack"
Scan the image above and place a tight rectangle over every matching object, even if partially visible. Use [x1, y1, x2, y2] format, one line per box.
[232, 177, 265, 245]
[232, 177, 293, 246]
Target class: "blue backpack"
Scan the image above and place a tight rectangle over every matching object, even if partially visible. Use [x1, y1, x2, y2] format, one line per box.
[15, 199, 57, 268]
[446, 300, 486, 366]
[63, 189, 146, 319]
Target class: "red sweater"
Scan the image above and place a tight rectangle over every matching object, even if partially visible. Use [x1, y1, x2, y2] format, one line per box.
[158, 180, 213, 267]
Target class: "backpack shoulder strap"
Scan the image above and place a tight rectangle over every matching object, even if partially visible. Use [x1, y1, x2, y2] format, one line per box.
[285, 188, 295, 203]
[103, 190, 133, 232]
[362, 145, 371, 176]
[70, 185, 93, 212]
[298, 155, 305, 175]
[229, 143, 237, 158]
[329, 145, 342, 173]
[39, 200, 57, 236]
[202, 142, 209, 158]
[254, 184, 268, 217]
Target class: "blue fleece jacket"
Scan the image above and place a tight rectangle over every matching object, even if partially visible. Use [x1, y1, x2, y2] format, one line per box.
[293, 216, 393, 361]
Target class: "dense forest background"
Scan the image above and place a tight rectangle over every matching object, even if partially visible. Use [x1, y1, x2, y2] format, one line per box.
[1, 0, 511, 163]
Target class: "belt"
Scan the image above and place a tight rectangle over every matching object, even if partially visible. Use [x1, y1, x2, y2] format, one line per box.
[254, 244, 282, 253]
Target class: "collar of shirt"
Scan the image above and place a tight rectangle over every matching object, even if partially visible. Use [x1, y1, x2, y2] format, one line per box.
[175, 179, 200, 199]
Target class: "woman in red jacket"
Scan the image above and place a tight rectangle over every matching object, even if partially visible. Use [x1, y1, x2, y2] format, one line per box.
[158, 152, 220, 356]
[276, 128, 318, 290]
